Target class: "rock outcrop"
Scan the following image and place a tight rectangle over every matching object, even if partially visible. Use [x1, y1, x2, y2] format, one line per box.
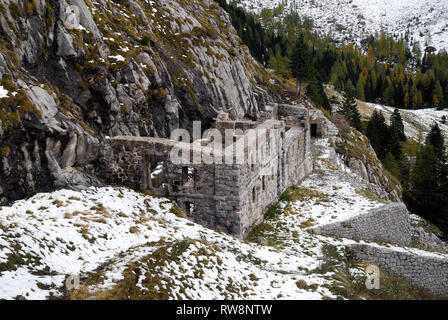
[0, 0, 277, 202]
[335, 127, 403, 202]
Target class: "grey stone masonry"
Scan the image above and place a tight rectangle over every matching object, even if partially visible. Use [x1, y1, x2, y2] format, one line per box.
[101, 105, 314, 238]
[309, 203, 412, 246]
[346, 243, 448, 297]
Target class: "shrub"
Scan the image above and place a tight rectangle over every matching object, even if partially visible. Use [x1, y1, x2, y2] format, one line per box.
[139, 34, 150, 46]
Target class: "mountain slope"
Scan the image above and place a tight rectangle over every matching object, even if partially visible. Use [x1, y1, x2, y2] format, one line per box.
[233, 0, 448, 50]
[1, 126, 446, 300]
[0, 0, 277, 202]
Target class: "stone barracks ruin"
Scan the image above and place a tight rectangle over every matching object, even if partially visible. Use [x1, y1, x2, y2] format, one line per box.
[100, 104, 327, 238]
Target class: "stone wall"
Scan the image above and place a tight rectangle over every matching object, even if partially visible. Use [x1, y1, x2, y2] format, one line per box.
[278, 104, 308, 120]
[237, 121, 285, 237]
[283, 126, 313, 188]
[105, 136, 242, 234]
[309, 203, 413, 246]
[103, 114, 313, 238]
[346, 243, 448, 297]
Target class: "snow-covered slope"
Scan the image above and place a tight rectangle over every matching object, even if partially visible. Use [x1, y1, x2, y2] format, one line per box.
[1, 132, 446, 300]
[361, 103, 448, 141]
[234, 0, 448, 50]
[327, 85, 448, 141]
[0, 185, 342, 300]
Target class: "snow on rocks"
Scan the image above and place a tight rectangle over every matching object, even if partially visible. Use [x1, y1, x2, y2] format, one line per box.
[365, 103, 448, 141]
[109, 55, 125, 62]
[233, 0, 448, 51]
[1, 133, 447, 300]
[0, 86, 9, 98]
[0, 187, 338, 300]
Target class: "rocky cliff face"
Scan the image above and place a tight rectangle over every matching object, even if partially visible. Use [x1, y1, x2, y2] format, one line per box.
[0, 0, 277, 202]
[334, 127, 403, 202]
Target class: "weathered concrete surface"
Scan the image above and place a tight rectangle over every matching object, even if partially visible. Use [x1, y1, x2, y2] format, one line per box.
[309, 203, 412, 246]
[346, 243, 448, 297]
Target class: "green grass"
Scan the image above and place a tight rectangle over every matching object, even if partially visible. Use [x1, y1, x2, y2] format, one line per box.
[246, 222, 275, 244]
[280, 186, 327, 203]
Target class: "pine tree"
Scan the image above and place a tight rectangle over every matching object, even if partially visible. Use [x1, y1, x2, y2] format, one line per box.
[407, 140, 448, 234]
[366, 110, 382, 155]
[426, 123, 446, 162]
[290, 31, 311, 99]
[339, 89, 362, 131]
[306, 75, 330, 110]
[409, 144, 438, 211]
[390, 108, 406, 141]
[410, 84, 419, 109]
[444, 84, 448, 109]
[383, 82, 395, 106]
[382, 152, 400, 178]
[366, 110, 390, 159]
[344, 79, 356, 96]
[412, 42, 422, 66]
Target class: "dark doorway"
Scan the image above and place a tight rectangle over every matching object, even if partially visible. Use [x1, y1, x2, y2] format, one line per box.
[184, 202, 195, 217]
[311, 123, 318, 137]
[182, 167, 189, 184]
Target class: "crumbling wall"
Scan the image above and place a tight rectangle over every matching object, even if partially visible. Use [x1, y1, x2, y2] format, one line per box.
[103, 114, 313, 238]
[309, 110, 328, 138]
[168, 162, 242, 234]
[106, 136, 243, 235]
[277, 104, 308, 120]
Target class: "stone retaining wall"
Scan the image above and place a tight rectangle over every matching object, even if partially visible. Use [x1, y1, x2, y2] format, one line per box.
[346, 243, 448, 297]
[309, 203, 412, 246]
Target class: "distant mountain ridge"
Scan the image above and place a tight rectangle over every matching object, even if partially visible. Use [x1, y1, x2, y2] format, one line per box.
[232, 0, 448, 51]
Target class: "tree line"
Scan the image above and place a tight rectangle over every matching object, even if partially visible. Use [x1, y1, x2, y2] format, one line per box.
[366, 109, 448, 236]
[218, 1, 448, 111]
[218, 1, 448, 236]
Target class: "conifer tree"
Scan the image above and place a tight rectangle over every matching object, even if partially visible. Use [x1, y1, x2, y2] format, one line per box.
[409, 144, 439, 212]
[356, 77, 365, 101]
[339, 89, 362, 131]
[410, 84, 419, 109]
[306, 75, 330, 110]
[366, 110, 390, 159]
[444, 85, 448, 108]
[366, 110, 382, 155]
[382, 152, 400, 178]
[290, 31, 311, 99]
[407, 135, 448, 234]
[390, 108, 406, 142]
[426, 123, 446, 162]
[383, 82, 395, 106]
